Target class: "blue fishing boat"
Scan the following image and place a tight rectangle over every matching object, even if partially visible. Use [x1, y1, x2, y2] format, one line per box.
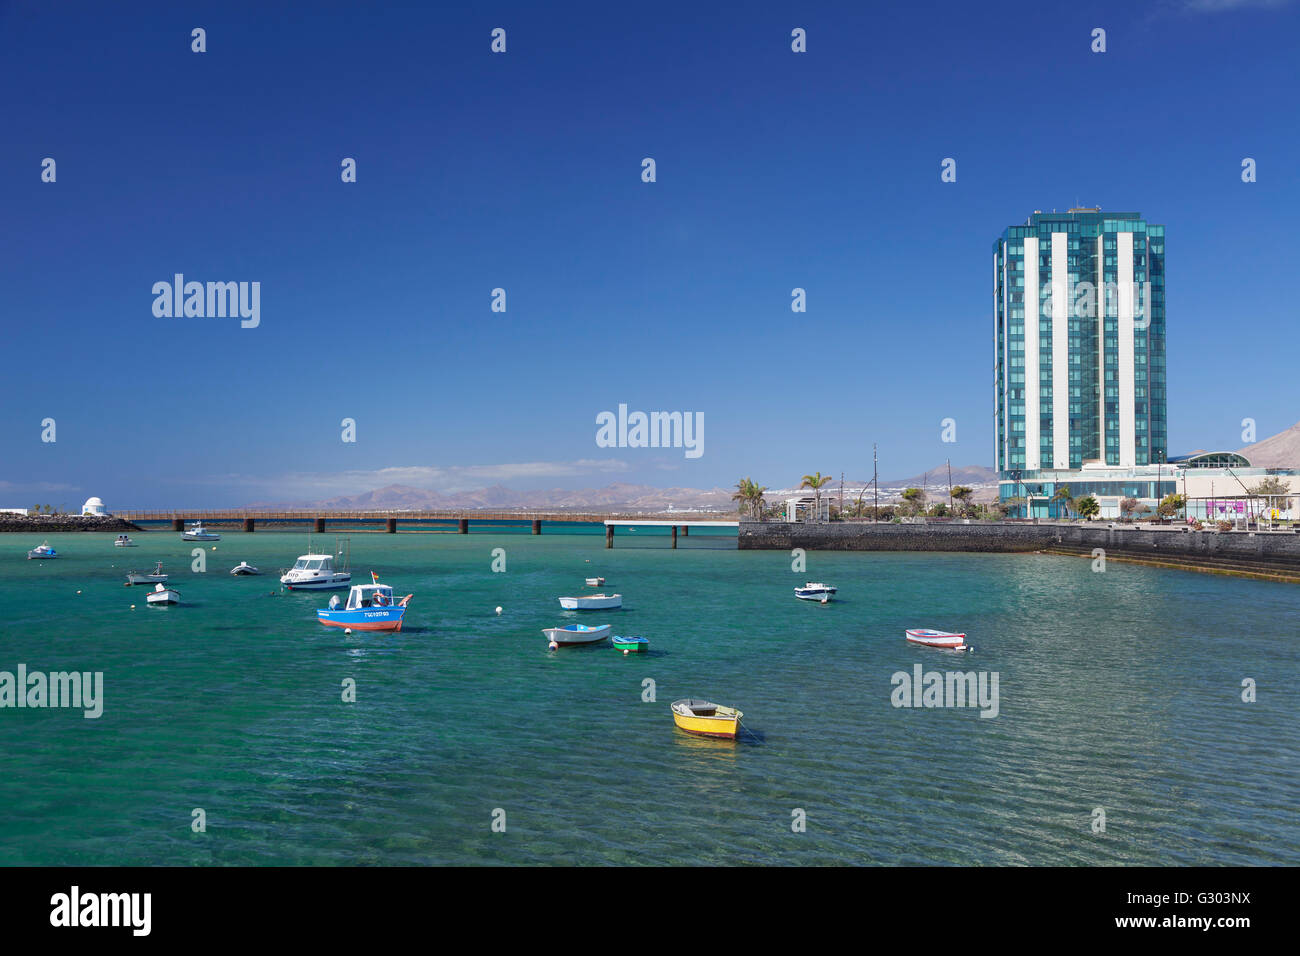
[316, 574, 412, 632]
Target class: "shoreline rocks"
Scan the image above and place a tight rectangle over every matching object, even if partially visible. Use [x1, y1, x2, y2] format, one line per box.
[0, 514, 143, 533]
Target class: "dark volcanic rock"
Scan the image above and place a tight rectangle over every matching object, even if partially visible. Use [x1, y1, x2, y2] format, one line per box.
[0, 514, 142, 533]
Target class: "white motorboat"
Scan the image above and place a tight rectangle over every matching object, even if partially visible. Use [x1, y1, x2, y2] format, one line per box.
[280, 553, 352, 590]
[542, 623, 611, 647]
[794, 582, 836, 602]
[126, 561, 168, 585]
[146, 583, 181, 605]
[114, 534, 137, 547]
[230, 561, 261, 576]
[584, 576, 605, 587]
[26, 541, 57, 560]
[558, 593, 622, 610]
[181, 521, 220, 541]
[905, 628, 968, 650]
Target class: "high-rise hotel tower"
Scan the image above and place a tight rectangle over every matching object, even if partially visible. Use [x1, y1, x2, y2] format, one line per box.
[993, 209, 1166, 476]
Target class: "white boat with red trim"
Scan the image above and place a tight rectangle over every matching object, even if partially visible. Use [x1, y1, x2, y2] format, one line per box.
[905, 628, 968, 650]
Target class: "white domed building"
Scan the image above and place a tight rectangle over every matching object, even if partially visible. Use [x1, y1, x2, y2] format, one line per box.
[81, 496, 110, 517]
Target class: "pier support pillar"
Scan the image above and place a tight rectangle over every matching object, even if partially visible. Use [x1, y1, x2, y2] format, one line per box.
[672, 525, 678, 549]
[172, 518, 184, 532]
[458, 518, 469, 534]
[682, 525, 689, 536]
[606, 525, 614, 549]
[386, 518, 397, 533]
[314, 517, 325, 533]
[532, 519, 542, 535]
[243, 518, 255, 533]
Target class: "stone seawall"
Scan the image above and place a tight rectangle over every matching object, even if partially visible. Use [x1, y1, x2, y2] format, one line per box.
[738, 521, 1300, 576]
[0, 515, 142, 533]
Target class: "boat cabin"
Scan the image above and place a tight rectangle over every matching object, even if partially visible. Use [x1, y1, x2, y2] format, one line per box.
[290, 554, 336, 574]
[338, 584, 395, 610]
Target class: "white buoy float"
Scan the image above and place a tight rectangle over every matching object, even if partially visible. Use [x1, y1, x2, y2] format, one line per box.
[495, 606, 502, 615]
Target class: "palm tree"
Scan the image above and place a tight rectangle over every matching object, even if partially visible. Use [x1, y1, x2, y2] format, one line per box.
[732, 477, 754, 517]
[1051, 484, 1073, 519]
[1074, 495, 1100, 520]
[800, 472, 834, 522]
[746, 482, 769, 521]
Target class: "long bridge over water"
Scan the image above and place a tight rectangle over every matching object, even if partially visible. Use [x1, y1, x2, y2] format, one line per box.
[115, 511, 739, 548]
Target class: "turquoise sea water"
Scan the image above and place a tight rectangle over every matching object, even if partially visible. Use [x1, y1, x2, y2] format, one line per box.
[1, 529, 1297, 866]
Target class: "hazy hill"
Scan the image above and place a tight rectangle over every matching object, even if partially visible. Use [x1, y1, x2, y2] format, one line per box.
[1237, 421, 1300, 468]
[244, 463, 1002, 513]
[248, 482, 738, 513]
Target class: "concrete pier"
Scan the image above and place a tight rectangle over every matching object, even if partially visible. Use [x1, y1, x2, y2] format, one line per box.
[386, 518, 397, 533]
[172, 518, 184, 532]
[458, 518, 469, 534]
[314, 517, 325, 533]
[532, 519, 542, 535]
[243, 518, 255, 532]
[737, 520, 1300, 581]
[606, 526, 615, 549]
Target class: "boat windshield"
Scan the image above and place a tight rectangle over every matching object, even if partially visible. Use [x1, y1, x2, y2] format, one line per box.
[292, 559, 308, 570]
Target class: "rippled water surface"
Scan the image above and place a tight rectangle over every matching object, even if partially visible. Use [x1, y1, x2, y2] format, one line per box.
[2, 529, 1296, 865]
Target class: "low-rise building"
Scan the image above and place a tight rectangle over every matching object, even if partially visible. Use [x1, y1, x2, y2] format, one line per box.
[999, 453, 1296, 521]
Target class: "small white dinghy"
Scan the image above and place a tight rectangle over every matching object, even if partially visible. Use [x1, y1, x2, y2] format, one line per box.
[230, 561, 261, 576]
[905, 628, 968, 650]
[584, 577, 605, 587]
[114, 534, 137, 547]
[542, 623, 611, 648]
[558, 593, 622, 610]
[146, 583, 181, 606]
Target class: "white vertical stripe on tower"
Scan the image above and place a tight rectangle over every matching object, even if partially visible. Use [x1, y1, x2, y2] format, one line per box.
[1051, 232, 1069, 469]
[1118, 231, 1136, 467]
[1002, 242, 1010, 472]
[994, 249, 1001, 472]
[1023, 237, 1040, 471]
[1097, 235, 1106, 462]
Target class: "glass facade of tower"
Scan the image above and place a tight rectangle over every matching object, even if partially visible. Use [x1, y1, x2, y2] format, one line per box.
[993, 209, 1166, 477]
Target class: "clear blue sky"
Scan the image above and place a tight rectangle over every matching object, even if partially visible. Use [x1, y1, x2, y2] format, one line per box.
[2, 0, 1297, 508]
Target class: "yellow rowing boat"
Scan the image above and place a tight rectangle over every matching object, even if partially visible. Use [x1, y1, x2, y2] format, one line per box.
[670, 698, 743, 739]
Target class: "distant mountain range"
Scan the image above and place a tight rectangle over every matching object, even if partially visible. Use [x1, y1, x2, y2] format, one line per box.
[247, 481, 739, 513]
[245, 464, 1001, 513]
[873, 464, 998, 489]
[237, 424, 1300, 515]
